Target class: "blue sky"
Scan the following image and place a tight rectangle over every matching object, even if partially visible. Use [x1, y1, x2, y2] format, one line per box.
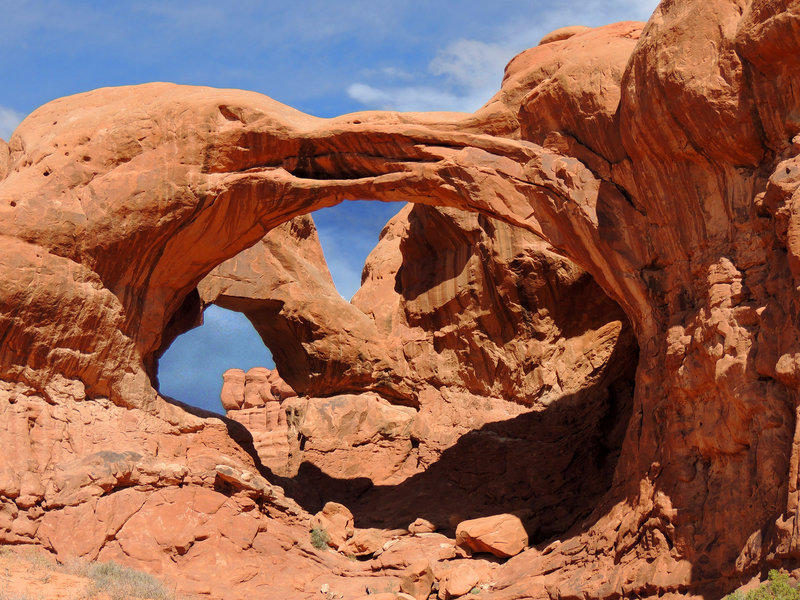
[1, 0, 659, 412]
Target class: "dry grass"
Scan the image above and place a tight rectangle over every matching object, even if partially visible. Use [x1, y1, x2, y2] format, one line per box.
[0, 544, 174, 600]
[310, 527, 330, 550]
[81, 561, 173, 600]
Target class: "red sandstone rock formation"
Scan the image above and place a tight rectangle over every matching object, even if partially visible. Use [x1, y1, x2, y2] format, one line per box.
[202, 192, 635, 411]
[1, 1, 799, 598]
[210, 204, 635, 542]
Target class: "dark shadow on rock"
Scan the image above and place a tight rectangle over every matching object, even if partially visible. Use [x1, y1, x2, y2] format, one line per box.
[263, 349, 636, 543]
[394, 205, 476, 301]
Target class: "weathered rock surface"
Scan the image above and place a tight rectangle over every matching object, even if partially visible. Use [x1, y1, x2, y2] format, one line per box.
[1, 1, 800, 598]
[438, 561, 486, 599]
[221, 367, 295, 474]
[220, 368, 246, 411]
[0, 381, 470, 600]
[399, 559, 435, 600]
[204, 200, 636, 411]
[198, 213, 413, 401]
[0, 381, 321, 600]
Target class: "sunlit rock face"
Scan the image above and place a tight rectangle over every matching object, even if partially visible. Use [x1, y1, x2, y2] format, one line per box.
[1, 1, 800, 597]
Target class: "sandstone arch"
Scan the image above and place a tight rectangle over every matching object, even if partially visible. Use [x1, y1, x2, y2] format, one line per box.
[196, 202, 638, 549]
[1, 1, 800, 596]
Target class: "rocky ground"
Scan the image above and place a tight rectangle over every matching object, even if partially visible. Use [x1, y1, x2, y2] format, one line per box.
[0, 200, 637, 598]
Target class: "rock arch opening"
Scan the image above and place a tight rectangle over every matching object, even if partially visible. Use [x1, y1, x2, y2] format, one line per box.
[312, 199, 406, 300]
[153, 200, 406, 413]
[156, 305, 275, 414]
[182, 197, 640, 546]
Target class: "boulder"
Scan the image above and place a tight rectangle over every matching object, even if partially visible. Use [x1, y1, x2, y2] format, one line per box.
[310, 502, 354, 550]
[438, 563, 481, 599]
[455, 514, 528, 558]
[341, 527, 401, 558]
[399, 560, 435, 600]
[408, 518, 437, 534]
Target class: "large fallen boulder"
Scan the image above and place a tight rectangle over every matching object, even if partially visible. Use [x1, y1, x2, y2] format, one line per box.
[455, 514, 528, 558]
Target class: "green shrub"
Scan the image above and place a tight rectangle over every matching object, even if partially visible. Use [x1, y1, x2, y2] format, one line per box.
[726, 570, 800, 600]
[85, 561, 172, 600]
[310, 527, 330, 550]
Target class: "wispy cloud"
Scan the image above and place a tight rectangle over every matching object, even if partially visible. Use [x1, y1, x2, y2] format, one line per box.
[347, 83, 489, 113]
[429, 39, 512, 90]
[347, 37, 512, 113]
[347, 0, 660, 113]
[0, 106, 24, 141]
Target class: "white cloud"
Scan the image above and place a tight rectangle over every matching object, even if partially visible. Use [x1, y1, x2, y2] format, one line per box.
[346, 0, 661, 114]
[429, 39, 511, 90]
[0, 106, 24, 141]
[347, 36, 511, 113]
[347, 82, 489, 113]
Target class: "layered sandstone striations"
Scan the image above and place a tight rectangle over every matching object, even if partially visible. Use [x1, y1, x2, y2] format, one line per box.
[1, 0, 800, 598]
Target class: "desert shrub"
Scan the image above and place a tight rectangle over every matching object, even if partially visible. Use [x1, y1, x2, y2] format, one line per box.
[85, 561, 172, 600]
[60, 556, 90, 578]
[310, 527, 330, 550]
[726, 570, 800, 600]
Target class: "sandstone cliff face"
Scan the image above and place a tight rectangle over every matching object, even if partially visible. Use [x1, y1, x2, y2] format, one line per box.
[354, 203, 635, 408]
[1, 1, 800, 598]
